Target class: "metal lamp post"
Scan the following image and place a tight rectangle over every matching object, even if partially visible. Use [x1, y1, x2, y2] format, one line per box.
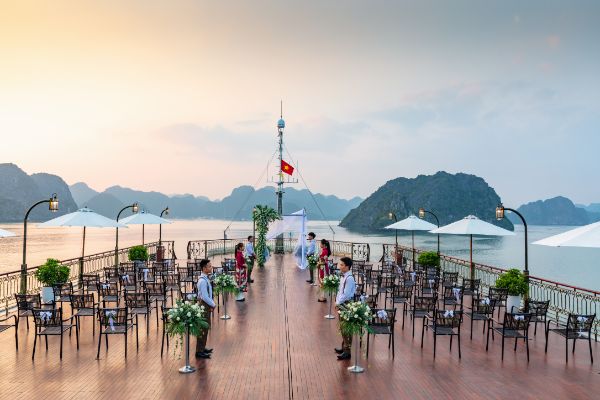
[388, 212, 398, 263]
[115, 203, 139, 267]
[419, 207, 440, 254]
[496, 203, 529, 311]
[20, 194, 59, 293]
[158, 206, 169, 261]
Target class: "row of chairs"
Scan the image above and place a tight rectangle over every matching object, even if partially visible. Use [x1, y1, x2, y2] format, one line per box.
[345, 259, 596, 363]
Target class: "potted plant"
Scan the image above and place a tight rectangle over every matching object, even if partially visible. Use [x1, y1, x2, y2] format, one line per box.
[34, 258, 70, 303]
[495, 268, 528, 313]
[128, 245, 148, 267]
[417, 251, 440, 272]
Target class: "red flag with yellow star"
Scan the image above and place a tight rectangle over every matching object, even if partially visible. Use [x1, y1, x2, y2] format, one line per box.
[281, 160, 294, 175]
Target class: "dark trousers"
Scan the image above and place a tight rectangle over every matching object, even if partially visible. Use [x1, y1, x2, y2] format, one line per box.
[342, 332, 353, 353]
[247, 257, 255, 281]
[309, 267, 314, 282]
[196, 300, 212, 353]
[338, 302, 353, 353]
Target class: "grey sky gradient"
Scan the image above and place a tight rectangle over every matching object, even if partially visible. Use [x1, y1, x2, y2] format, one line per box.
[0, 1, 598, 206]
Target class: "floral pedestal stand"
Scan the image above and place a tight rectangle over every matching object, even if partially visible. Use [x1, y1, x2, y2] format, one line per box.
[347, 331, 365, 373]
[324, 292, 335, 319]
[178, 327, 196, 374]
[220, 292, 231, 320]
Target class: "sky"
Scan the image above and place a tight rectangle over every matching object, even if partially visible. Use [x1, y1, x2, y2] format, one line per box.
[0, 0, 599, 205]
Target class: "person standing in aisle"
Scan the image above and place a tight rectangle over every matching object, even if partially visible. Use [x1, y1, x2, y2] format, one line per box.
[195, 259, 215, 359]
[306, 232, 316, 283]
[334, 257, 356, 360]
[245, 236, 256, 283]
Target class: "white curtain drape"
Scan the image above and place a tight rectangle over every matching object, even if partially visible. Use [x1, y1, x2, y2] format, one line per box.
[266, 209, 307, 269]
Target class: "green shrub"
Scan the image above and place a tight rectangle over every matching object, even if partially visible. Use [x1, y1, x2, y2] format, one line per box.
[128, 245, 149, 261]
[35, 258, 70, 286]
[418, 251, 440, 268]
[495, 268, 528, 296]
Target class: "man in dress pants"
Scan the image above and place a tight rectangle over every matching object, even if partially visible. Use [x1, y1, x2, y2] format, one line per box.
[334, 257, 356, 360]
[306, 232, 316, 283]
[196, 259, 215, 359]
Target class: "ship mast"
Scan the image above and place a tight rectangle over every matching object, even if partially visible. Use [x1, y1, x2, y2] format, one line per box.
[275, 102, 285, 253]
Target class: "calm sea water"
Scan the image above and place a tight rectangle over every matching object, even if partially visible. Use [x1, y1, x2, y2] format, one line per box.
[1, 220, 598, 291]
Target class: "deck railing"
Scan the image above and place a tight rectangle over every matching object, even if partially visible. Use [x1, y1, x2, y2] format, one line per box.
[187, 239, 370, 261]
[0, 241, 174, 314]
[384, 243, 600, 338]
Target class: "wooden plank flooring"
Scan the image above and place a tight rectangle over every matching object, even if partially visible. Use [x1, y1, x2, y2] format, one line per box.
[1, 254, 599, 399]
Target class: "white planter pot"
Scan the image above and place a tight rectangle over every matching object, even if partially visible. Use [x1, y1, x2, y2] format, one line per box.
[41, 286, 55, 304]
[506, 295, 522, 313]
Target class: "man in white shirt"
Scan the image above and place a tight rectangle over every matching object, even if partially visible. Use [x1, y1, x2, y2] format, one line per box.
[334, 257, 356, 360]
[245, 236, 255, 283]
[306, 232, 316, 283]
[196, 259, 216, 359]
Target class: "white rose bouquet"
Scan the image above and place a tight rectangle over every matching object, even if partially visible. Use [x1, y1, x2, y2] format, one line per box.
[213, 273, 239, 296]
[338, 301, 373, 337]
[321, 274, 340, 295]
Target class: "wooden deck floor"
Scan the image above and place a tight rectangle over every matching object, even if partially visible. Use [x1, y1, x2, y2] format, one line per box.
[1, 254, 599, 399]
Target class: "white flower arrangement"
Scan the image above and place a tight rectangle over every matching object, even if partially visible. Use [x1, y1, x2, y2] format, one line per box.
[307, 254, 319, 271]
[338, 301, 373, 337]
[213, 273, 239, 295]
[166, 299, 209, 358]
[322, 274, 340, 294]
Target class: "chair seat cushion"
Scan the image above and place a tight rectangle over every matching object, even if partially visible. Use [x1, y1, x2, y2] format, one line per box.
[432, 326, 457, 335]
[40, 325, 72, 335]
[104, 324, 134, 334]
[370, 326, 392, 334]
[469, 313, 490, 321]
[413, 310, 430, 318]
[549, 328, 588, 339]
[74, 309, 95, 316]
[131, 307, 149, 314]
[492, 327, 525, 338]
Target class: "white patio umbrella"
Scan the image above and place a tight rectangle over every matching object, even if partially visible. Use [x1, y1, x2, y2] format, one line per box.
[385, 215, 438, 265]
[38, 207, 126, 258]
[430, 215, 514, 278]
[119, 211, 172, 244]
[0, 228, 16, 238]
[533, 221, 600, 248]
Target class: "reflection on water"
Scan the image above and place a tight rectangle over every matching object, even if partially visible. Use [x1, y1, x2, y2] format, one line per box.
[0, 220, 598, 291]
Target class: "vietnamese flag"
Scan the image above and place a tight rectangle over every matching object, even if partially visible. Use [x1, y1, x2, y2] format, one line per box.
[281, 160, 294, 175]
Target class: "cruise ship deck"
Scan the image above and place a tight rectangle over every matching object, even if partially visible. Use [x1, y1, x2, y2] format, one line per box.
[1, 254, 599, 399]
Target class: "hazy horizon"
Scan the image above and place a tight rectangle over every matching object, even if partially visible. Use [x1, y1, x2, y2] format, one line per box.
[1, 1, 599, 206]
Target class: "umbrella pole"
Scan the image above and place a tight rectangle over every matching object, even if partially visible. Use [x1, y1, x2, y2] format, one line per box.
[142, 224, 145, 245]
[470, 234, 474, 280]
[79, 226, 86, 287]
[412, 231, 415, 268]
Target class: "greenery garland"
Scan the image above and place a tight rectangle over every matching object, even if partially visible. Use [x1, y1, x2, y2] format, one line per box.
[253, 205, 280, 267]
